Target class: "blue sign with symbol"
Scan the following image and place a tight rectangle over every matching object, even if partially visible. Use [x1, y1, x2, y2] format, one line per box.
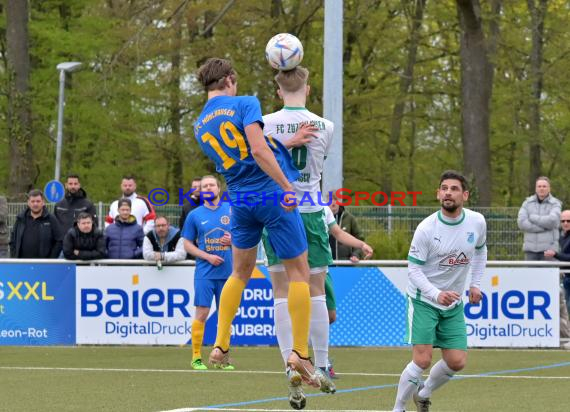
[44, 180, 65, 203]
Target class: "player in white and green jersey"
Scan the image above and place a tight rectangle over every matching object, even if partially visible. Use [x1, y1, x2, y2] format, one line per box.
[261, 66, 335, 407]
[263, 106, 333, 214]
[393, 171, 487, 412]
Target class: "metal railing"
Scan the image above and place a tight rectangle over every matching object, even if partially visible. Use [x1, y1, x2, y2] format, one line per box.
[347, 206, 524, 260]
[3, 203, 527, 260]
[1, 258, 569, 267]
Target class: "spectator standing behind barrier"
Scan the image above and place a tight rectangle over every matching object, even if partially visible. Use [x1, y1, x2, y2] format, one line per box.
[328, 191, 364, 261]
[9, 189, 63, 258]
[179, 177, 202, 229]
[54, 174, 97, 234]
[105, 198, 144, 259]
[545, 209, 570, 349]
[106, 176, 156, 233]
[0, 195, 8, 257]
[517, 176, 561, 260]
[143, 215, 186, 267]
[63, 212, 106, 260]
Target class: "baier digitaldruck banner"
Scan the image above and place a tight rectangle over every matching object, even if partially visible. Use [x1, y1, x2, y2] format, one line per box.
[462, 268, 559, 347]
[0, 263, 75, 345]
[76, 266, 200, 344]
[2, 262, 558, 347]
[76, 265, 277, 345]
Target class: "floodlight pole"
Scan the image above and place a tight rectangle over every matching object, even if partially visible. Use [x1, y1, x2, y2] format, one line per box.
[322, 0, 343, 195]
[54, 62, 82, 181]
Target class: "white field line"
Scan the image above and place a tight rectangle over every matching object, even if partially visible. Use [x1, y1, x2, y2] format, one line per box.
[3, 346, 568, 353]
[159, 409, 394, 412]
[1, 365, 569, 380]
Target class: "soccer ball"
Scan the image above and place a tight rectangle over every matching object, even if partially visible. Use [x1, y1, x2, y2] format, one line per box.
[265, 33, 304, 71]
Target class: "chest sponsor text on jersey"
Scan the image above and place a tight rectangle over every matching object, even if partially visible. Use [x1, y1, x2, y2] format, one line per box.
[438, 251, 470, 269]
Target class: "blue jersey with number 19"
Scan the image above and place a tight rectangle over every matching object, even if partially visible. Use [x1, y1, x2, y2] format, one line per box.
[193, 95, 299, 199]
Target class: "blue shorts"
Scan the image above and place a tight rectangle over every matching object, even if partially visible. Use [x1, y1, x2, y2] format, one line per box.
[194, 278, 227, 308]
[231, 191, 307, 259]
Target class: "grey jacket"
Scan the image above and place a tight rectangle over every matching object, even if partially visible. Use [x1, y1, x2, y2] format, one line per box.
[517, 194, 562, 253]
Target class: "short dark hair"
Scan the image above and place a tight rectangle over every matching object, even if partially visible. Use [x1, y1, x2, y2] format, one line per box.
[117, 198, 132, 209]
[27, 189, 44, 199]
[66, 174, 80, 181]
[76, 212, 93, 222]
[122, 175, 136, 181]
[192, 177, 202, 182]
[155, 215, 169, 224]
[439, 170, 468, 191]
[197, 58, 237, 91]
[201, 174, 222, 188]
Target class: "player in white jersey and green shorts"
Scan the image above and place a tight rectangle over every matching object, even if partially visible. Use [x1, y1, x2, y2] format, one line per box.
[261, 66, 334, 409]
[264, 194, 374, 406]
[392, 171, 487, 412]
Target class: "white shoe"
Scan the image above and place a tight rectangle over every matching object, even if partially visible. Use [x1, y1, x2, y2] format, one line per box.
[315, 367, 336, 393]
[413, 384, 431, 412]
[287, 367, 306, 410]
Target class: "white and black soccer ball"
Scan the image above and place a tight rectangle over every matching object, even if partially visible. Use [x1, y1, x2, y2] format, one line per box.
[265, 33, 304, 71]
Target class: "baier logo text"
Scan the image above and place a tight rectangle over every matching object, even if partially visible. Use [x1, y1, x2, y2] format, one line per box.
[81, 287, 192, 318]
[464, 275, 554, 343]
[464, 275, 551, 321]
[464, 289, 551, 320]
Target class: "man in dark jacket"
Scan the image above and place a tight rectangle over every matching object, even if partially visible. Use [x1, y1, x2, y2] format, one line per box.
[63, 212, 106, 260]
[105, 198, 144, 259]
[328, 192, 364, 261]
[55, 174, 97, 234]
[10, 189, 63, 258]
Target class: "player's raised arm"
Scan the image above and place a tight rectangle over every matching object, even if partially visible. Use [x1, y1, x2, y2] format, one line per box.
[245, 122, 294, 194]
[329, 224, 373, 259]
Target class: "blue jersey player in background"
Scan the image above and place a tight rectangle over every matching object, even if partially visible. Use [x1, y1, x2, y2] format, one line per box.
[182, 175, 232, 371]
[194, 58, 320, 400]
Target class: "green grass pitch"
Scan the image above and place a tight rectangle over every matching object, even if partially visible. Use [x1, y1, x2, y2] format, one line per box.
[0, 346, 568, 411]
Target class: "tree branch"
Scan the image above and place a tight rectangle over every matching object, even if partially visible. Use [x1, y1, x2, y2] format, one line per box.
[200, 0, 236, 36]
